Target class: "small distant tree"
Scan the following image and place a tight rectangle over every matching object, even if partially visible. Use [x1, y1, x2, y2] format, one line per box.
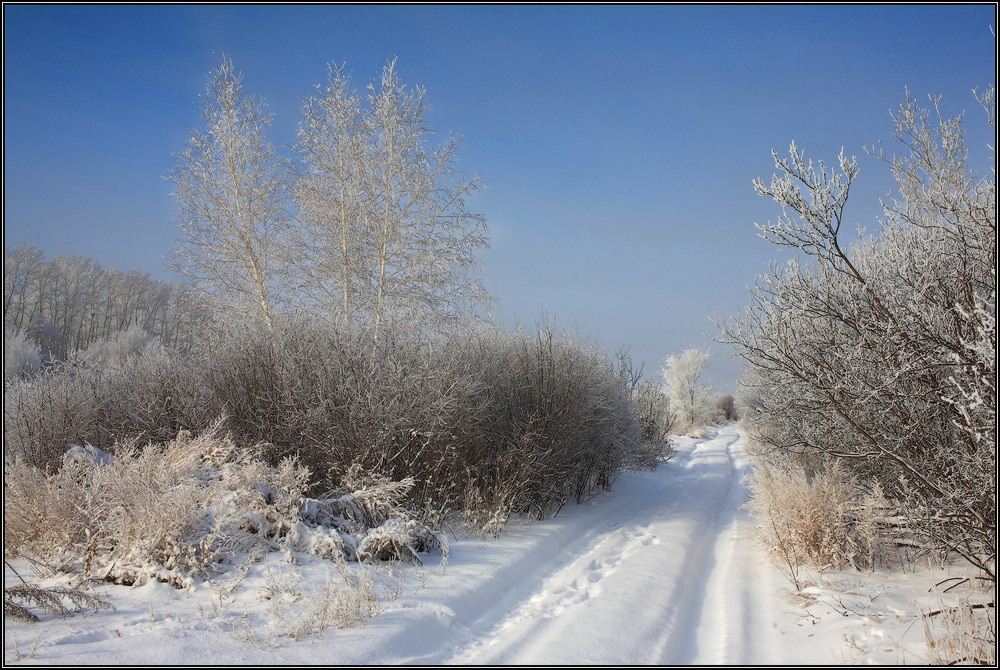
[167, 55, 286, 327]
[715, 394, 737, 422]
[661, 348, 713, 433]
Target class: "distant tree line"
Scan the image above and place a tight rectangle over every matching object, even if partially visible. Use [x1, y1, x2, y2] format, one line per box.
[4, 243, 208, 360]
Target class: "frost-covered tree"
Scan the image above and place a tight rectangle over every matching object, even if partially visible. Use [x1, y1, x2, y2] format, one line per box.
[4, 242, 45, 333]
[167, 55, 286, 327]
[661, 348, 714, 433]
[4, 244, 208, 357]
[4, 328, 42, 381]
[290, 59, 491, 341]
[715, 394, 737, 421]
[287, 63, 368, 320]
[721, 87, 996, 577]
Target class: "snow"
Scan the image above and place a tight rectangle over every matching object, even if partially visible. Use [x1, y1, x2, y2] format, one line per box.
[3, 424, 986, 664]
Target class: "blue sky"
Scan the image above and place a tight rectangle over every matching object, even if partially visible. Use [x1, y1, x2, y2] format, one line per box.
[4, 5, 996, 391]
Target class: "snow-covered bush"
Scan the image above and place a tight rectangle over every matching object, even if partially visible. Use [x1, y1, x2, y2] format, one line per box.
[4, 329, 41, 381]
[3, 422, 446, 589]
[75, 325, 161, 367]
[4, 362, 96, 469]
[5, 311, 653, 537]
[4, 341, 206, 470]
[194, 314, 650, 526]
[632, 379, 676, 468]
[723, 88, 996, 579]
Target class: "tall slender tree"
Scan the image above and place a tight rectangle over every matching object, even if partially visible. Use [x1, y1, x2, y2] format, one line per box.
[290, 59, 491, 341]
[289, 63, 368, 320]
[364, 59, 490, 342]
[167, 55, 286, 326]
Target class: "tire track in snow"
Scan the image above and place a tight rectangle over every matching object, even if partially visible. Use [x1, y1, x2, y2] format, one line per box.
[672, 428, 772, 664]
[413, 459, 681, 665]
[444, 520, 663, 664]
[646, 426, 741, 664]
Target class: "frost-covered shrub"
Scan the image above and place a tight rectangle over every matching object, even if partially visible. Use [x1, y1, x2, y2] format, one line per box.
[5, 311, 653, 536]
[3, 422, 446, 588]
[745, 450, 899, 574]
[3, 342, 207, 470]
[723, 88, 996, 578]
[192, 315, 650, 525]
[632, 379, 676, 467]
[75, 325, 160, 367]
[4, 329, 42, 381]
[444, 323, 647, 522]
[3, 362, 96, 469]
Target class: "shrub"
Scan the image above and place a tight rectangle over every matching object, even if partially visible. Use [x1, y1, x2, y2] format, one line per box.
[633, 379, 676, 466]
[4, 313, 656, 538]
[3, 422, 445, 589]
[744, 448, 901, 581]
[3, 329, 41, 382]
[3, 341, 207, 471]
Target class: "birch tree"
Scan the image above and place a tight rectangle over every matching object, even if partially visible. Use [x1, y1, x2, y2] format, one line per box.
[167, 55, 286, 326]
[288, 63, 367, 319]
[365, 60, 490, 341]
[290, 59, 491, 341]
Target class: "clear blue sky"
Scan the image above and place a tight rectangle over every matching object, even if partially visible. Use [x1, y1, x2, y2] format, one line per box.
[4, 5, 996, 391]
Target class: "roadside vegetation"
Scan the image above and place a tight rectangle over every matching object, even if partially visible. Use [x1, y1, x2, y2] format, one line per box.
[722, 86, 996, 664]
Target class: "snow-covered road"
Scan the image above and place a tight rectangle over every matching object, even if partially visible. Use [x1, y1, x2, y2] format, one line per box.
[430, 424, 784, 665]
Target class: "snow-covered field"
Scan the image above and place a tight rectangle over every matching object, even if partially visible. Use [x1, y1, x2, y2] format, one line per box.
[4, 425, 987, 664]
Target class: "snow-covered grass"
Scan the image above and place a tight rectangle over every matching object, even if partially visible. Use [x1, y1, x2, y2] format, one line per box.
[5, 425, 988, 665]
[4, 422, 446, 592]
[769, 562, 995, 665]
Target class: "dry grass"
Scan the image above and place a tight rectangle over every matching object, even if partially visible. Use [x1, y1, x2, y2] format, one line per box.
[745, 455, 901, 580]
[4, 421, 446, 591]
[923, 598, 996, 666]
